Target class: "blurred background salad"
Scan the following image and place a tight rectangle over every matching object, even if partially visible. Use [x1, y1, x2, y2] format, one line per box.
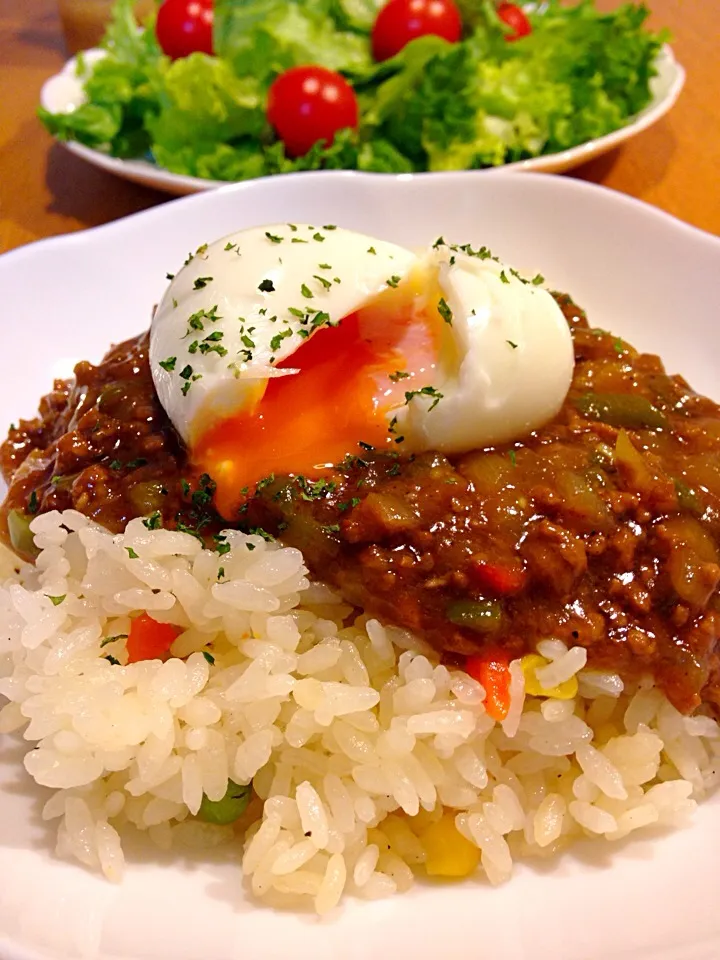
[40, 0, 668, 182]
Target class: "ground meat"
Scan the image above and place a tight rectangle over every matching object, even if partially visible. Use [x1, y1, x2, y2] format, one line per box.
[519, 519, 588, 597]
[0, 334, 214, 547]
[2, 296, 720, 714]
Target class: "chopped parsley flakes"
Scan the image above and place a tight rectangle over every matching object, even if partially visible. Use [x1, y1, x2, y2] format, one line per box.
[405, 385, 444, 411]
[142, 512, 162, 530]
[248, 527, 275, 542]
[185, 305, 221, 337]
[215, 538, 231, 557]
[101, 635, 127, 647]
[296, 476, 335, 501]
[270, 328, 293, 352]
[437, 297, 453, 325]
[456, 243, 494, 261]
[178, 363, 202, 396]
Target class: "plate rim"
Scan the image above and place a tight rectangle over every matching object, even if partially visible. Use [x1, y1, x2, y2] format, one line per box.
[1, 165, 720, 960]
[4, 168, 720, 272]
[39, 44, 686, 196]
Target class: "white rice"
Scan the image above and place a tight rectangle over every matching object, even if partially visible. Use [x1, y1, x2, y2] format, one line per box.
[1, 511, 719, 914]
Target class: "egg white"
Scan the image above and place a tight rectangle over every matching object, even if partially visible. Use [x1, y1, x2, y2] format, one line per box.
[394, 243, 575, 453]
[150, 224, 417, 446]
[150, 225, 574, 459]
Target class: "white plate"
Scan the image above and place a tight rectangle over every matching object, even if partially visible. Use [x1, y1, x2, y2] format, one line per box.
[39, 45, 685, 197]
[1, 171, 719, 960]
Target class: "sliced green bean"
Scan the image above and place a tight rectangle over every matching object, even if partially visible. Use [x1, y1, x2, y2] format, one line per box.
[574, 392, 668, 430]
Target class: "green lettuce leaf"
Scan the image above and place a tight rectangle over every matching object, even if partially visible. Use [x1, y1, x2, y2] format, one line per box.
[153, 127, 363, 182]
[148, 54, 265, 160]
[521, 0, 667, 150]
[101, 0, 160, 64]
[214, 0, 371, 83]
[327, 0, 385, 32]
[358, 138, 416, 173]
[37, 102, 124, 149]
[153, 140, 269, 181]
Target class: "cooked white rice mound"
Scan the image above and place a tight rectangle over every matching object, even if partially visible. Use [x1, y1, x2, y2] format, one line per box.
[1, 511, 719, 914]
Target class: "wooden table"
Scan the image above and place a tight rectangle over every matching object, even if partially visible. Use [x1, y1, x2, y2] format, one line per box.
[1, 0, 718, 254]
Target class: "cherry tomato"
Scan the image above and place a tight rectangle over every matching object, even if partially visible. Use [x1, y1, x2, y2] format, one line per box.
[155, 0, 214, 60]
[496, 2, 531, 41]
[371, 0, 462, 62]
[267, 66, 359, 159]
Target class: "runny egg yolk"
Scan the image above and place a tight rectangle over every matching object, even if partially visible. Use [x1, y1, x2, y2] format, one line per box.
[195, 278, 446, 519]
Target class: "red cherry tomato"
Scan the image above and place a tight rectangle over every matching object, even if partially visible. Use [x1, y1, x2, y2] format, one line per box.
[267, 66, 359, 159]
[496, 2, 531, 41]
[155, 0, 214, 60]
[371, 0, 462, 62]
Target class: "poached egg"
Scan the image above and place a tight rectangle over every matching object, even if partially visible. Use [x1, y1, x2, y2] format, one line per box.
[150, 224, 574, 517]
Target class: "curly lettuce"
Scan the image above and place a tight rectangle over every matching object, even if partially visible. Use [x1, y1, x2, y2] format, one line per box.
[38, 0, 668, 181]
